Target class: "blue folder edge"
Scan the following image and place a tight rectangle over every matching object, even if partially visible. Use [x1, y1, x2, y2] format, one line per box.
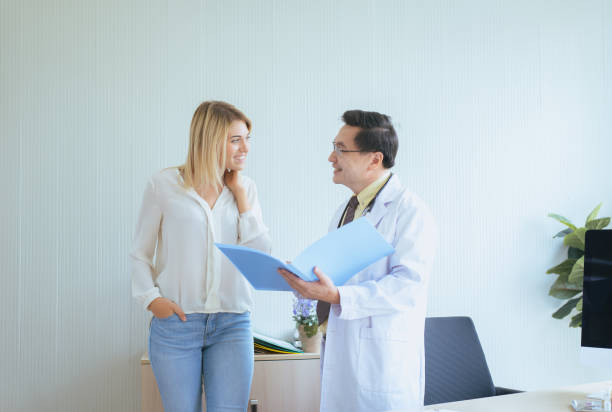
[215, 218, 395, 291]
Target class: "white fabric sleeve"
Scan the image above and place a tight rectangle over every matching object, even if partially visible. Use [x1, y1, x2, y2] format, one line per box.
[333, 203, 437, 320]
[237, 179, 271, 253]
[130, 178, 163, 309]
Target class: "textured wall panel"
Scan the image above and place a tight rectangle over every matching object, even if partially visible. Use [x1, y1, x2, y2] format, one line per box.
[1, 3, 21, 411]
[1, 1, 612, 411]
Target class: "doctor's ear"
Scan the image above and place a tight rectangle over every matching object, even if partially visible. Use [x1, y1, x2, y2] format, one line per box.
[369, 152, 384, 168]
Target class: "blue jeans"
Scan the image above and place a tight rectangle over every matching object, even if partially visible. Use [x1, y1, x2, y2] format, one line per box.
[149, 312, 254, 412]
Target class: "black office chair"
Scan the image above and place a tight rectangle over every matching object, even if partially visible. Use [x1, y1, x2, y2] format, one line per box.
[424, 316, 522, 405]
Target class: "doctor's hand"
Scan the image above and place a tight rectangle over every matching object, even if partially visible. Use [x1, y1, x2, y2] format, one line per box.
[148, 297, 187, 321]
[277, 266, 340, 304]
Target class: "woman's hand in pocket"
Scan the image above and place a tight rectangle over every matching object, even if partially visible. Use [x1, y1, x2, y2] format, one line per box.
[148, 297, 187, 321]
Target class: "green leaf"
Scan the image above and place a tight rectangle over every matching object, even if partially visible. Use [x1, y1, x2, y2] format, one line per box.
[576, 297, 583, 312]
[568, 256, 585, 285]
[586, 203, 602, 224]
[586, 217, 611, 230]
[576, 227, 586, 244]
[568, 247, 584, 259]
[549, 273, 582, 299]
[553, 228, 573, 238]
[569, 312, 582, 328]
[564, 228, 586, 251]
[546, 258, 577, 276]
[303, 323, 320, 338]
[552, 297, 581, 319]
[548, 213, 577, 230]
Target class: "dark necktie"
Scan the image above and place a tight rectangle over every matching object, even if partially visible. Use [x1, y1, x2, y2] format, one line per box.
[316, 195, 359, 325]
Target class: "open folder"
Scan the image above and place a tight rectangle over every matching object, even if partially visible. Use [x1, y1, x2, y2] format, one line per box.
[215, 218, 394, 291]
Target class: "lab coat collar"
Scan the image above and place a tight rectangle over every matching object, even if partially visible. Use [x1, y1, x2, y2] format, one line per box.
[364, 174, 403, 228]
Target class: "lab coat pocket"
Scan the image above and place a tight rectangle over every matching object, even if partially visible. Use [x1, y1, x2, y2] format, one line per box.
[357, 326, 412, 393]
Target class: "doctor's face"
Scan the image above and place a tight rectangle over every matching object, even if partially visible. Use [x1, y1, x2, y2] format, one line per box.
[328, 125, 371, 193]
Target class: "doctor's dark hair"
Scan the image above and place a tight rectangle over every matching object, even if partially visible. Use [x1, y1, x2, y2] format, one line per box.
[341, 110, 398, 169]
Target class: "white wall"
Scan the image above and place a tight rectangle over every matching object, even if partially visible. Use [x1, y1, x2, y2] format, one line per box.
[2, 1, 611, 410]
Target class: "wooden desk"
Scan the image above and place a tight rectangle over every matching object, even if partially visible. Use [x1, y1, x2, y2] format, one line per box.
[141, 353, 321, 412]
[424, 381, 612, 412]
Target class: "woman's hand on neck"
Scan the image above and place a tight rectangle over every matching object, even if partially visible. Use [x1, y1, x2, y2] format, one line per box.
[223, 169, 250, 214]
[223, 168, 242, 194]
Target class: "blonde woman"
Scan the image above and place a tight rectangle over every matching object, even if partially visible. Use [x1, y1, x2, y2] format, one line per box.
[131, 101, 270, 412]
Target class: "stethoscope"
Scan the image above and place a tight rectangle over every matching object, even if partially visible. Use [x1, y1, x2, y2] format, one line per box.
[337, 173, 393, 228]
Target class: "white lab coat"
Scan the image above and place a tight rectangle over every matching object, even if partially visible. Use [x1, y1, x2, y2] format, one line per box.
[320, 174, 437, 412]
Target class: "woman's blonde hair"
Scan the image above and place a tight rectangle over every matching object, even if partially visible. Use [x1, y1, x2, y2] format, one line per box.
[179, 101, 251, 189]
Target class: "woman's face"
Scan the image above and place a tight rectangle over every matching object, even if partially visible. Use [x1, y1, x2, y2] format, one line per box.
[225, 120, 250, 171]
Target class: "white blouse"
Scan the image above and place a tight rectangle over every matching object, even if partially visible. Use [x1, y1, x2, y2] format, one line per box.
[130, 168, 271, 314]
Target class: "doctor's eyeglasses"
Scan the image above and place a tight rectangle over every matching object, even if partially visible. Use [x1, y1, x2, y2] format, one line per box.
[332, 142, 365, 156]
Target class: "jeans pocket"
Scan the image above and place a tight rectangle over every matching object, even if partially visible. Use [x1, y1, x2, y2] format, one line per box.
[150, 314, 182, 341]
[216, 311, 251, 329]
[155, 313, 177, 321]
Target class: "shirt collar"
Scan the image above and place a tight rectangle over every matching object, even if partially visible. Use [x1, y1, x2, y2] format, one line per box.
[356, 170, 391, 208]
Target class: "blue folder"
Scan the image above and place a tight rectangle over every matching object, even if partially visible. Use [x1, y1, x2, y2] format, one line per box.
[215, 218, 394, 291]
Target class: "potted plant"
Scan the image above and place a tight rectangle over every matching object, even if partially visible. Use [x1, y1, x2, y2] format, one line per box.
[292, 293, 322, 353]
[547, 203, 610, 327]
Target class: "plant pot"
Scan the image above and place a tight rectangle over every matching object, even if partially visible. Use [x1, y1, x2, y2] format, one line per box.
[298, 325, 322, 353]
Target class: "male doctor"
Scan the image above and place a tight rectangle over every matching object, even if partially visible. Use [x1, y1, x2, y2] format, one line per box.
[278, 110, 437, 412]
